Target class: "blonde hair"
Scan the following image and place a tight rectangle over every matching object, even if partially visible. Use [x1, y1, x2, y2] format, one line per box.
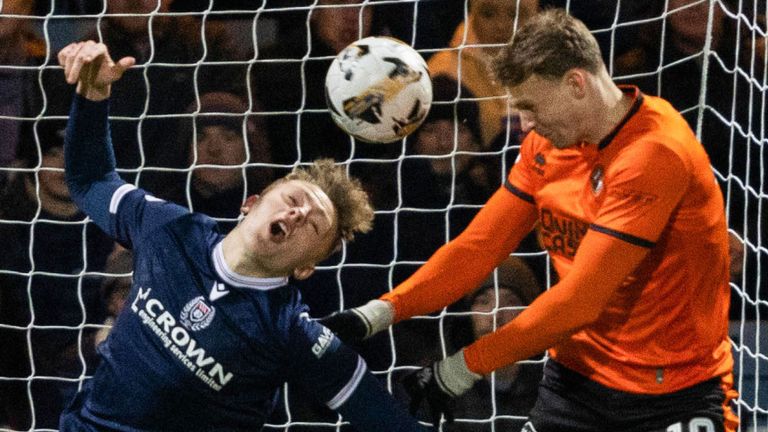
[283, 159, 374, 244]
[491, 8, 603, 87]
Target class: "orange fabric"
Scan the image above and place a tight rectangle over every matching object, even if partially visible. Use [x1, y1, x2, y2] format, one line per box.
[426, 21, 510, 148]
[386, 87, 734, 396]
[464, 229, 650, 372]
[721, 372, 740, 432]
[381, 187, 538, 319]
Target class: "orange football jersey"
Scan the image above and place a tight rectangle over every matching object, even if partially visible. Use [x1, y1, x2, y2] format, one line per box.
[383, 87, 734, 401]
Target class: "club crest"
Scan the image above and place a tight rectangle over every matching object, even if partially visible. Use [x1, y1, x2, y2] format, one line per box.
[181, 296, 216, 331]
[590, 165, 604, 195]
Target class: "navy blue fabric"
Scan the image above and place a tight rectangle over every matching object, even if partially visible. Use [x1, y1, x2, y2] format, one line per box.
[61, 96, 423, 432]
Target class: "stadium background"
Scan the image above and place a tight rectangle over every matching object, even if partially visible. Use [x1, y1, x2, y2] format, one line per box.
[0, 0, 765, 430]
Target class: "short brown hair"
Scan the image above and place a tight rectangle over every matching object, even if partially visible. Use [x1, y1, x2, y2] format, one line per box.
[491, 8, 604, 87]
[284, 159, 374, 244]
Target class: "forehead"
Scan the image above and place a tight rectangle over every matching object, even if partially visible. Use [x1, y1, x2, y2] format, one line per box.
[273, 180, 336, 218]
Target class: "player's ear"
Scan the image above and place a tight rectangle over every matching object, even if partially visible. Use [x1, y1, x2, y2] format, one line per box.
[240, 194, 260, 215]
[564, 69, 587, 98]
[292, 265, 315, 281]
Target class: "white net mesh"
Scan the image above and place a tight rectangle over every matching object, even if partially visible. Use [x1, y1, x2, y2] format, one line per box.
[0, 1, 764, 431]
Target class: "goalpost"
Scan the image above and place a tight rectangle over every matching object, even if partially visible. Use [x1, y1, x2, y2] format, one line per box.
[0, 1, 764, 431]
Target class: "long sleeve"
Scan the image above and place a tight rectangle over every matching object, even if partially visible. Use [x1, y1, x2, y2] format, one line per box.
[64, 95, 190, 248]
[381, 186, 538, 321]
[336, 371, 425, 432]
[287, 307, 424, 431]
[64, 95, 125, 232]
[463, 229, 650, 374]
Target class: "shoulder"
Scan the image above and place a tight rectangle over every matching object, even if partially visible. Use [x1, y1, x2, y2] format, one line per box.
[612, 97, 702, 173]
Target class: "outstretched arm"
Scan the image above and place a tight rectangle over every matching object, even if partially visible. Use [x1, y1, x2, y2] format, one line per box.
[320, 186, 537, 342]
[60, 41, 134, 234]
[60, 41, 188, 247]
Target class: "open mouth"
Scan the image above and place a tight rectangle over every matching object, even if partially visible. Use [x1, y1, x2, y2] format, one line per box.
[269, 221, 288, 243]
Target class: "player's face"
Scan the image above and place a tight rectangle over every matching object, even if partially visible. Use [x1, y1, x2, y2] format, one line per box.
[241, 180, 338, 278]
[508, 73, 585, 149]
[470, 0, 538, 46]
[191, 126, 247, 196]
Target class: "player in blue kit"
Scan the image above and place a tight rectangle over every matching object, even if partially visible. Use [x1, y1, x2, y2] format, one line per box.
[57, 40, 424, 432]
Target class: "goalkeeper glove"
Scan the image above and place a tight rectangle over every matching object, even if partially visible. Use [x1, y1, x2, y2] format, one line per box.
[318, 299, 394, 344]
[402, 350, 481, 430]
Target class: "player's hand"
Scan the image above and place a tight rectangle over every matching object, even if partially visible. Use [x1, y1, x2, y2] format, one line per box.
[402, 351, 481, 430]
[318, 299, 394, 344]
[57, 41, 135, 101]
[318, 309, 369, 343]
[402, 364, 455, 429]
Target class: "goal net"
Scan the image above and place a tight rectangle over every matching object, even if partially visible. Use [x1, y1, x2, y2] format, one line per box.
[0, 1, 764, 431]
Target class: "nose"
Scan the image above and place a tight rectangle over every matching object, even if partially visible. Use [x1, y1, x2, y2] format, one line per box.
[287, 205, 308, 225]
[519, 111, 536, 133]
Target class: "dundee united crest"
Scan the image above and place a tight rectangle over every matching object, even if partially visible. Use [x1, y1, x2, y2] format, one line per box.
[181, 296, 216, 331]
[590, 165, 604, 195]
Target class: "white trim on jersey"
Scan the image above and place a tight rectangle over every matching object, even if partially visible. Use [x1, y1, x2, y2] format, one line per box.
[326, 356, 367, 410]
[109, 184, 137, 214]
[211, 242, 288, 290]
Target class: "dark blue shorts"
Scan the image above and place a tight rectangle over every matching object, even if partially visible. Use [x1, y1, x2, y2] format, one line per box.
[523, 361, 730, 432]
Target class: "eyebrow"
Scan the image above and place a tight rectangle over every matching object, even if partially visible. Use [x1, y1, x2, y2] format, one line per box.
[301, 187, 333, 234]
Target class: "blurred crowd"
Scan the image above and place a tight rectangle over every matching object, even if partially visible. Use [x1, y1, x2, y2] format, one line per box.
[0, 0, 765, 430]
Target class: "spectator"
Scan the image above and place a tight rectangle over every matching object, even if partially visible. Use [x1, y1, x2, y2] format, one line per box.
[641, 0, 734, 176]
[149, 91, 276, 232]
[445, 256, 544, 432]
[38, 0, 248, 181]
[94, 246, 133, 346]
[397, 75, 495, 266]
[0, 0, 44, 183]
[0, 119, 114, 430]
[427, 0, 539, 150]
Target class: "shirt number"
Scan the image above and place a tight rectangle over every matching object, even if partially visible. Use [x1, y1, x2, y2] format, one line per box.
[666, 417, 716, 432]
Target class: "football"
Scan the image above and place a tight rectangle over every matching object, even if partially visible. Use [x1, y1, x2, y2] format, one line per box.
[325, 36, 433, 144]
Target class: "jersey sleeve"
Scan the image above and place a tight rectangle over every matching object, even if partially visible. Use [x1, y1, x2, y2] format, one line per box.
[286, 310, 423, 431]
[464, 227, 651, 374]
[504, 133, 539, 204]
[590, 140, 690, 246]
[381, 141, 539, 321]
[64, 95, 189, 249]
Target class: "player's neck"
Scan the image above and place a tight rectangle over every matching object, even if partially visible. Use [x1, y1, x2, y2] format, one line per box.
[220, 228, 277, 279]
[584, 75, 633, 145]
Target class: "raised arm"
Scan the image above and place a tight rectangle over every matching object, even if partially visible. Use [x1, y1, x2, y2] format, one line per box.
[60, 41, 188, 247]
[60, 41, 135, 230]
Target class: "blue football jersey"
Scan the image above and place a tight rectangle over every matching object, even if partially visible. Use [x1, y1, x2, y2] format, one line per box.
[61, 96, 422, 432]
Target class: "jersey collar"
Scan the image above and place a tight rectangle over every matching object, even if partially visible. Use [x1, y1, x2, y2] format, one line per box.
[212, 242, 289, 290]
[598, 85, 644, 150]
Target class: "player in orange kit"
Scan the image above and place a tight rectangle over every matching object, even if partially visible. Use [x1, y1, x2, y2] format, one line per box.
[320, 8, 738, 432]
